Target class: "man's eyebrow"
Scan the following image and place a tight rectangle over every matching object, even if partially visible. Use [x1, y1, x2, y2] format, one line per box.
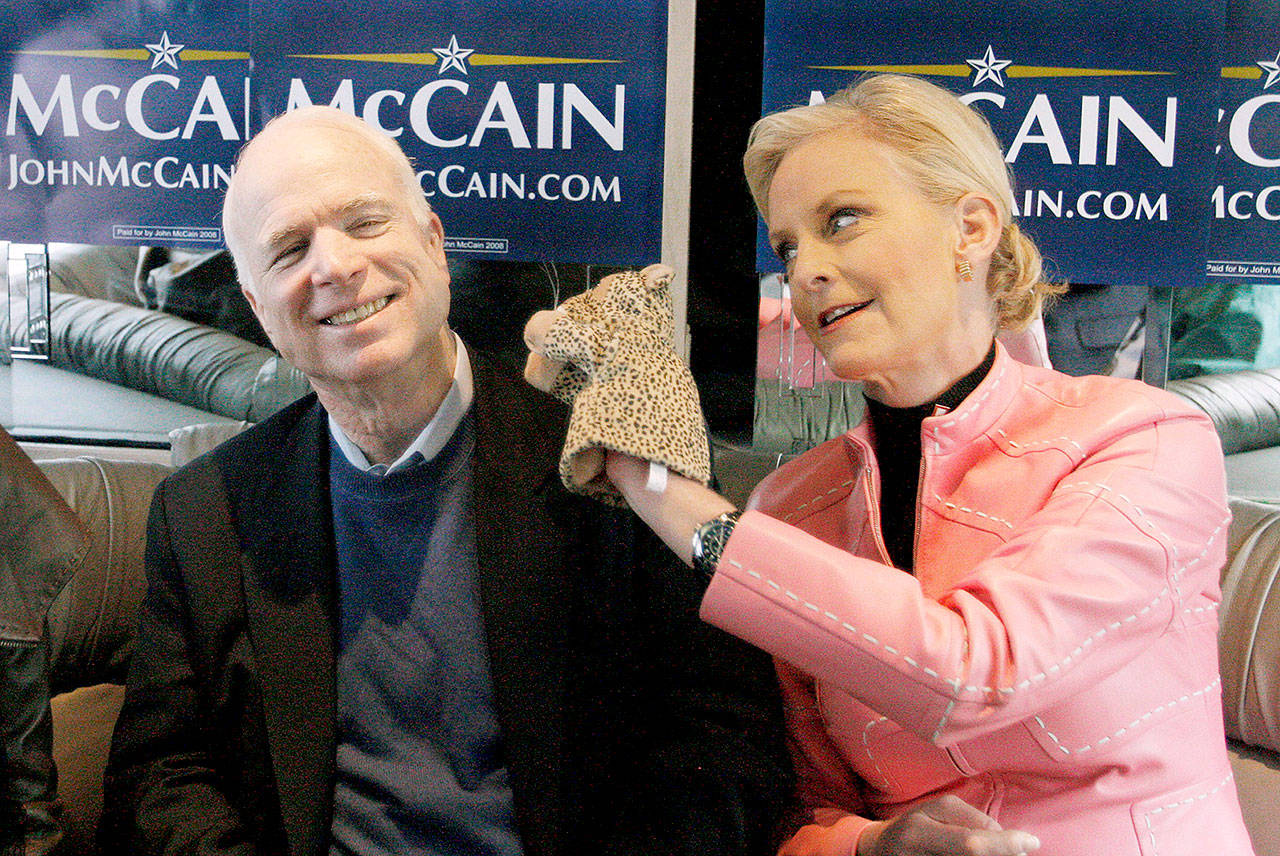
[338, 193, 393, 219]
[264, 224, 305, 255]
[262, 193, 393, 252]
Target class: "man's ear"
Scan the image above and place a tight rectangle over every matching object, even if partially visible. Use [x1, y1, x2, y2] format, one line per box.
[420, 211, 447, 266]
[954, 192, 1002, 259]
[240, 282, 261, 316]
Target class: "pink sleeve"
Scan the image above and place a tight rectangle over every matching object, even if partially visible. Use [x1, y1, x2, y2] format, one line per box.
[701, 412, 1228, 746]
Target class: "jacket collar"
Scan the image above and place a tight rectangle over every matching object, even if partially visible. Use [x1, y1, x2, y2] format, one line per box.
[467, 349, 572, 856]
[921, 341, 1024, 456]
[239, 397, 339, 856]
[847, 341, 1025, 459]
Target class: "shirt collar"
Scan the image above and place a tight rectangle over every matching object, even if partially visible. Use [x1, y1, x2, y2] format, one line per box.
[864, 340, 996, 429]
[327, 333, 474, 476]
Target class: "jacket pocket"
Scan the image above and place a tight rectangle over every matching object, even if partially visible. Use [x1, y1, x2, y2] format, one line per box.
[1130, 770, 1244, 856]
[1022, 648, 1220, 765]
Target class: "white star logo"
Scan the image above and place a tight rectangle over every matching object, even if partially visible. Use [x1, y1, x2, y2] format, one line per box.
[966, 45, 1013, 88]
[432, 35, 475, 76]
[145, 31, 185, 70]
[1258, 51, 1280, 88]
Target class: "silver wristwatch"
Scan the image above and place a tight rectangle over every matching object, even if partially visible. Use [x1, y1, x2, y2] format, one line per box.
[691, 510, 742, 579]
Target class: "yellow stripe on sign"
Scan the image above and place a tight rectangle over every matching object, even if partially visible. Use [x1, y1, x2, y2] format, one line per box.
[288, 52, 618, 66]
[1222, 66, 1263, 79]
[289, 53, 439, 64]
[469, 54, 621, 66]
[179, 50, 251, 61]
[1009, 67, 1171, 77]
[810, 64, 972, 76]
[11, 48, 150, 60]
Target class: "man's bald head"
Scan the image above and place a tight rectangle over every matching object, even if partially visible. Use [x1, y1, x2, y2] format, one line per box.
[221, 106, 433, 287]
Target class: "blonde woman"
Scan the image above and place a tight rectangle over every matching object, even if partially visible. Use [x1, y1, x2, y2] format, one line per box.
[606, 75, 1255, 856]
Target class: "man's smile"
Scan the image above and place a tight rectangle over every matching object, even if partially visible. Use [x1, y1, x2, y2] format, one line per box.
[321, 295, 391, 326]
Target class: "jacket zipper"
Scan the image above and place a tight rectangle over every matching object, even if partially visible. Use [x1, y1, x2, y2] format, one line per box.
[913, 445, 928, 571]
[917, 430, 977, 766]
[857, 443, 894, 567]
[860, 433, 975, 769]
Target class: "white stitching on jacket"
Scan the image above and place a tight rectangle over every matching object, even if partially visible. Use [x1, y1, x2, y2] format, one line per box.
[733, 458, 1229, 743]
[930, 496, 1016, 530]
[861, 717, 892, 783]
[729, 563, 1171, 698]
[726, 502, 1226, 741]
[935, 360, 1006, 430]
[781, 479, 857, 522]
[1057, 482, 1229, 582]
[994, 428, 1088, 456]
[1142, 771, 1234, 855]
[1030, 678, 1220, 755]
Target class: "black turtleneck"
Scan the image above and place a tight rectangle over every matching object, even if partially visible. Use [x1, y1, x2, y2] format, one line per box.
[864, 342, 996, 572]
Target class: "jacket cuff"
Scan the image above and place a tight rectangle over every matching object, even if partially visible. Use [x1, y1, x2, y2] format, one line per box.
[780, 813, 876, 856]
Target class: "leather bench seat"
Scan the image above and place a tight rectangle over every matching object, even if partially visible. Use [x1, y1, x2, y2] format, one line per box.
[1169, 368, 1280, 503]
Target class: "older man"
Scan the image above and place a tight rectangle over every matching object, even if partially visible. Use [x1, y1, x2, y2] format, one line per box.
[98, 107, 791, 856]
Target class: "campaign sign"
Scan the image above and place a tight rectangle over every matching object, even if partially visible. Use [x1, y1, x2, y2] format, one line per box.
[251, 0, 666, 263]
[2, 0, 667, 263]
[757, 0, 1225, 288]
[1206, 0, 1280, 285]
[2, 2, 251, 247]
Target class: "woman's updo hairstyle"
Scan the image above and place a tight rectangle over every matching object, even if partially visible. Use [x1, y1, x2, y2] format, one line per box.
[743, 74, 1064, 330]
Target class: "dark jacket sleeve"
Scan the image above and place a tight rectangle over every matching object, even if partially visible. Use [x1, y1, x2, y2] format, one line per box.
[98, 476, 283, 856]
[569, 516, 796, 856]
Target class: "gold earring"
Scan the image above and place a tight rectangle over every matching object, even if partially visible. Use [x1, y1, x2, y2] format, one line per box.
[956, 258, 973, 282]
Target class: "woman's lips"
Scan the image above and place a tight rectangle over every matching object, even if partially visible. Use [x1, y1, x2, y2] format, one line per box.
[819, 300, 873, 328]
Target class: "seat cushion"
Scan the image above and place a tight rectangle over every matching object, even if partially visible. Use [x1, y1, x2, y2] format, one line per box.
[50, 683, 125, 856]
[1168, 368, 1280, 456]
[1224, 447, 1280, 504]
[1229, 740, 1280, 856]
[1220, 498, 1280, 753]
[49, 291, 309, 422]
[168, 421, 253, 467]
[36, 458, 171, 692]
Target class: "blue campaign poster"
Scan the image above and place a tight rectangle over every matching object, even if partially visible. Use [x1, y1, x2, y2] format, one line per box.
[2, 1, 250, 248]
[757, 0, 1226, 288]
[250, 0, 667, 264]
[2, 0, 667, 263]
[1206, 0, 1280, 285]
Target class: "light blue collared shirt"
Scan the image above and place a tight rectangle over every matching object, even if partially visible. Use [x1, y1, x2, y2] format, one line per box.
[327, 334, 474, 476]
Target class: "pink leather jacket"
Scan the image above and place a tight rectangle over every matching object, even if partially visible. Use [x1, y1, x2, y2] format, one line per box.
[702, 345, 1255, 856]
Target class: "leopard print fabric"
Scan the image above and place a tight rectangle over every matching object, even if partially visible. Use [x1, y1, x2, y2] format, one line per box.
[536, 265, 711, 505]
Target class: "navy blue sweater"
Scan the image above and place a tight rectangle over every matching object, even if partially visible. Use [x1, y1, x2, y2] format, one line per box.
[327, 416, 523, 856]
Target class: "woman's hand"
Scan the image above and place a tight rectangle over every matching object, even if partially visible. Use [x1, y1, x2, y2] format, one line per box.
[605, 451, 735, 566]
[857, 797, 1040, 856]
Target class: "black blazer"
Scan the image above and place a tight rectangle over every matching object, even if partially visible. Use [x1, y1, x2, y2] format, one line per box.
[101, 351, 792, 856]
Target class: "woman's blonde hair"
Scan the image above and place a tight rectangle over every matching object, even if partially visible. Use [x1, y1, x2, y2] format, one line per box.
[743, 74, 1063, 330]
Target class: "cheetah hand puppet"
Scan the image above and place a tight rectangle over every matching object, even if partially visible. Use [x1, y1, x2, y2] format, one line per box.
[523, 263, 711, 504]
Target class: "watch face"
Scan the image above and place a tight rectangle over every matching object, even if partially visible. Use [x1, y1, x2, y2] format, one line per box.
[694, 511, 741, 576]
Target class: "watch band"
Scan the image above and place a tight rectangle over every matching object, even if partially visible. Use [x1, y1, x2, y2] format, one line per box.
[691, 510, 742, 579]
